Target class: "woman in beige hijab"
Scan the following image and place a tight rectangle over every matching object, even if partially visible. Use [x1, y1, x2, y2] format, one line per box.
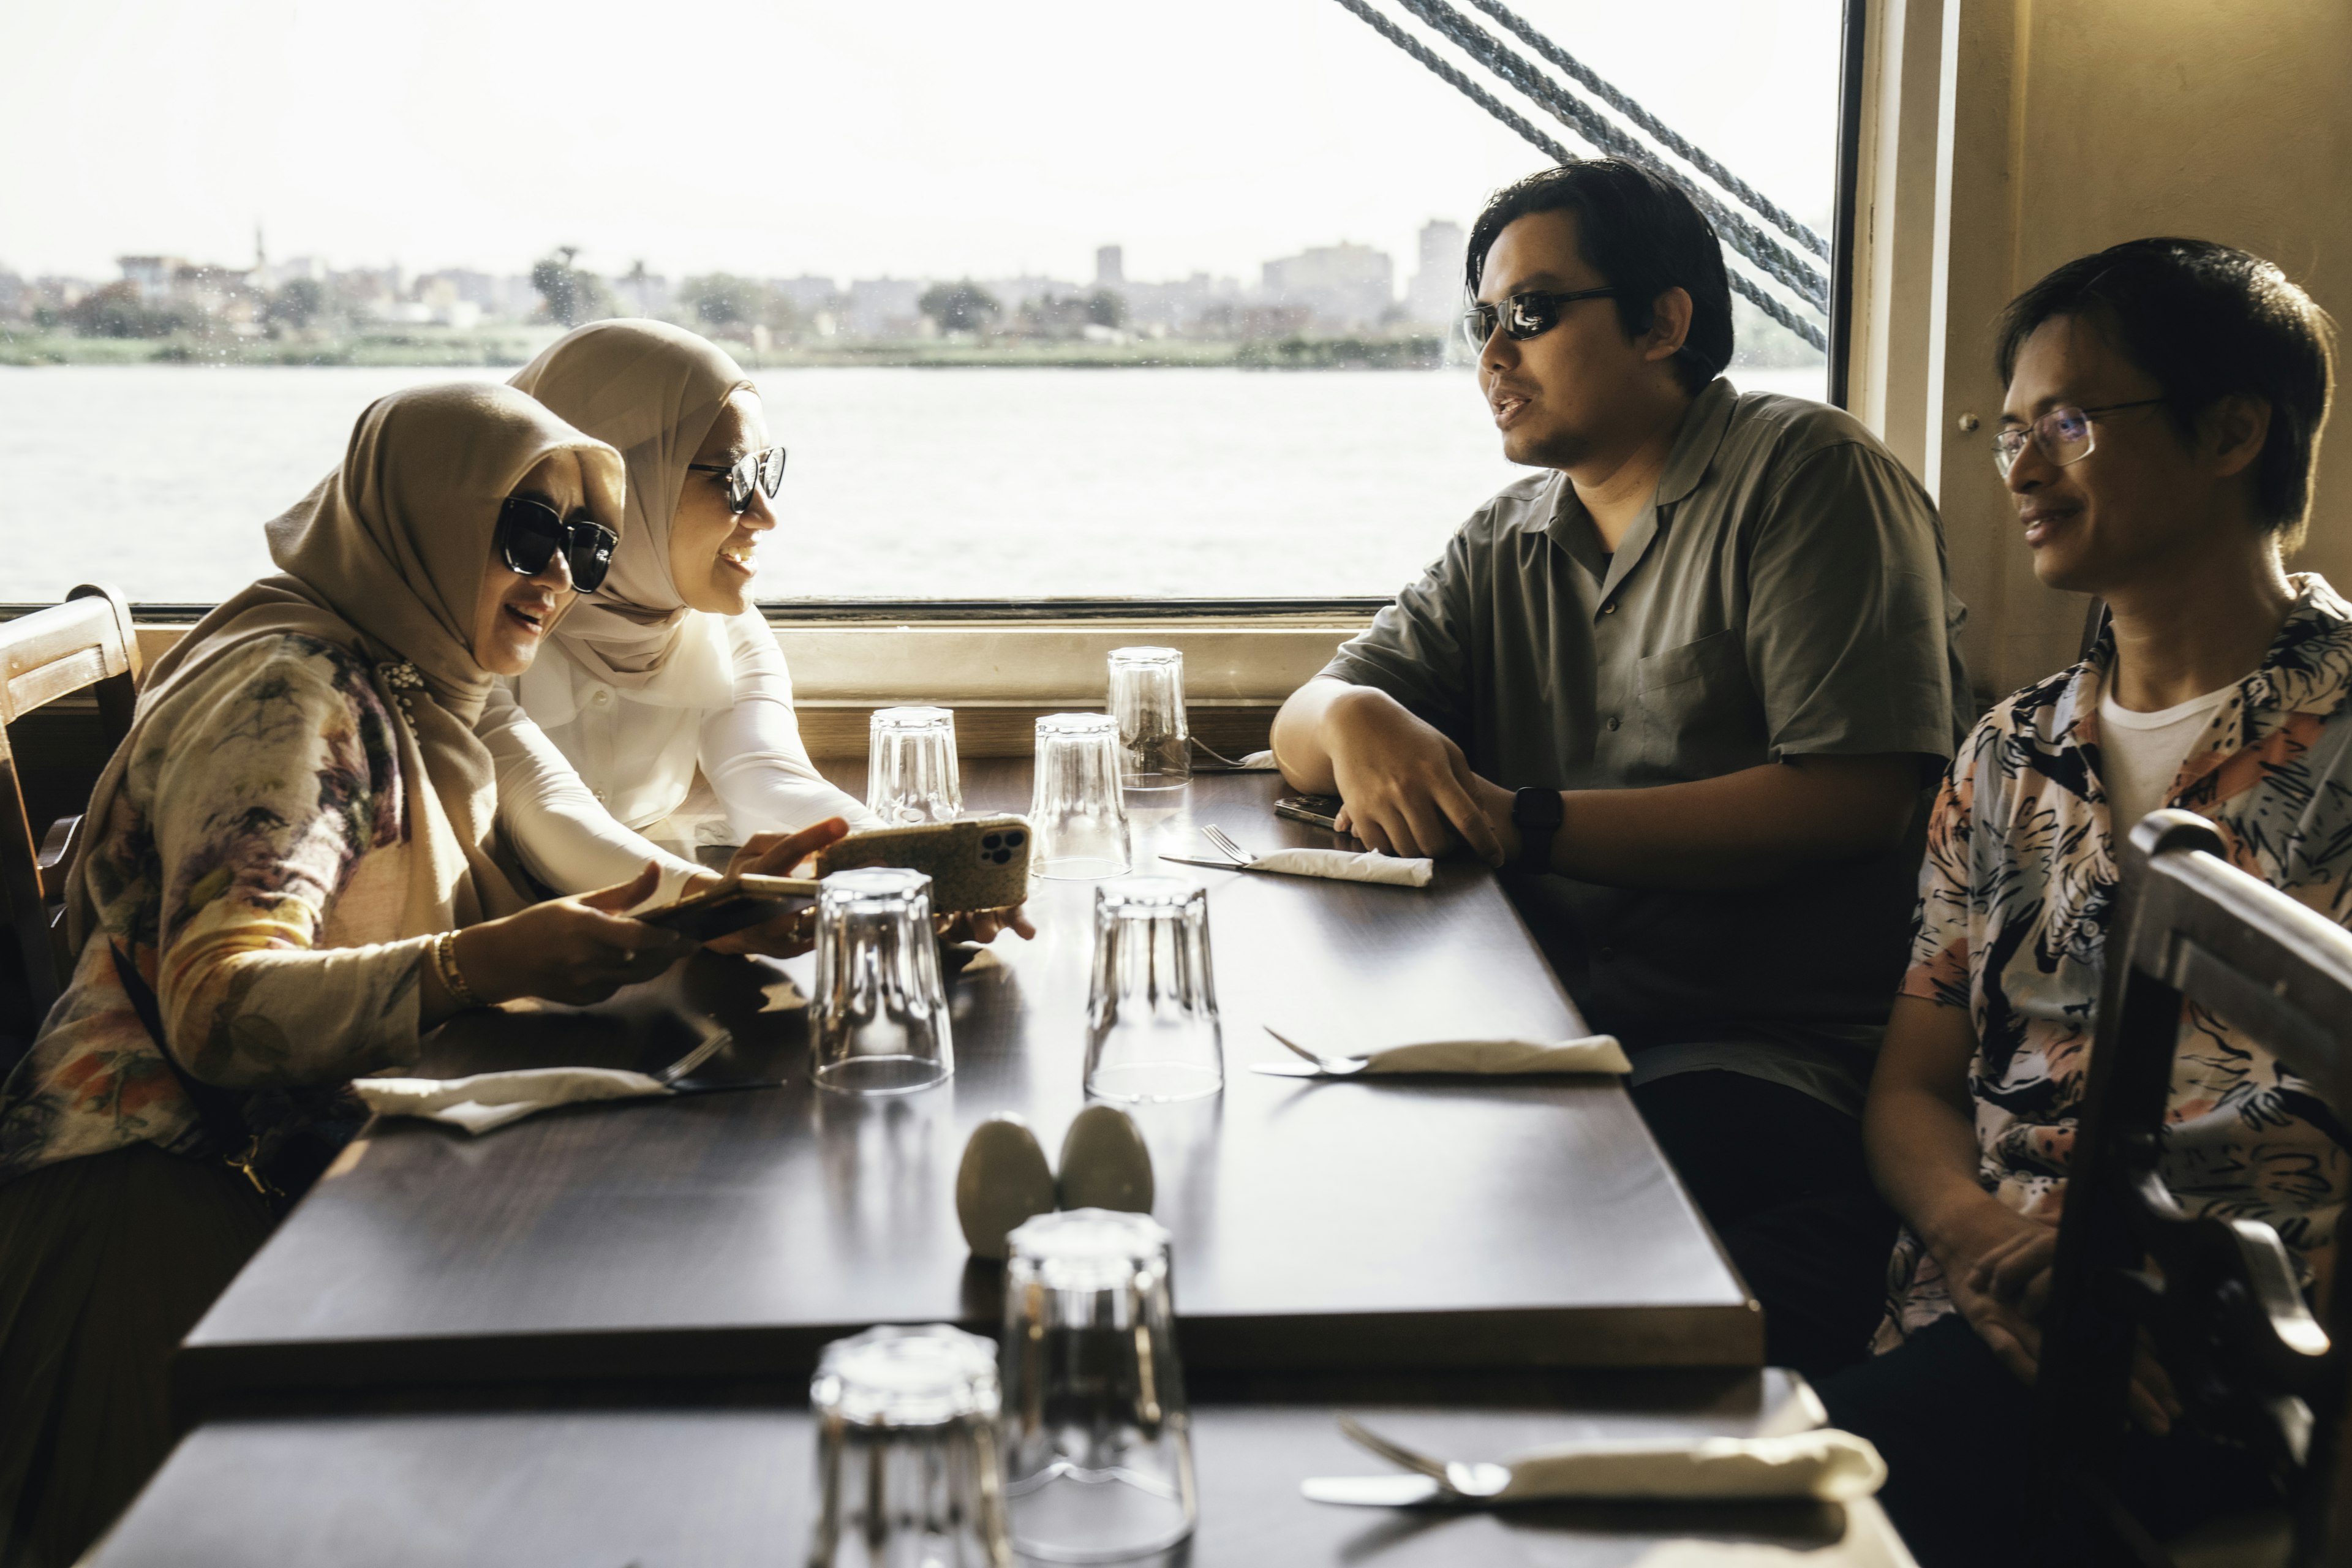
[484, 319, 877, 900]
[0, 381, 797, 1564]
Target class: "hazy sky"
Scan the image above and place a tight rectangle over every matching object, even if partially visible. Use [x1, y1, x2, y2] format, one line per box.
[1, 0, 1844, 286]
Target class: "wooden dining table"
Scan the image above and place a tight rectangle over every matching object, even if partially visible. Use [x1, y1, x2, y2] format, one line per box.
[177, 761, 1759, 1415]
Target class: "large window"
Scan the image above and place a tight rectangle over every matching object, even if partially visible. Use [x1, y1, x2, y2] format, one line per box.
[0, 0, 1847, 606]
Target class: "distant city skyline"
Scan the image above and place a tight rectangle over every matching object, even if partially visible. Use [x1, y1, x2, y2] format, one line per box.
[0, 0, 1844, 287]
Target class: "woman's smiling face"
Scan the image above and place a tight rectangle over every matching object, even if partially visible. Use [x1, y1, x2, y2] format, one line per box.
[471, 450, 594, 676]
[671, 388, 777, 615]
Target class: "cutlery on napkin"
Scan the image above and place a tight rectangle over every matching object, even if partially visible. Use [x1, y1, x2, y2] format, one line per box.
[1159, 847, 1433, 888]
[1253, 1027, 1632, 1078]
[1302, 1426, 1886, 1507]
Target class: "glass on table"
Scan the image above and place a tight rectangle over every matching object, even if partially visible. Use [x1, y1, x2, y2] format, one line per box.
[1106, 646, 1189, 791]
[867, 705, 963, 826]
[1031, 713, 1132, 879]
[1084, 878, 1223, 1104]
[809, 1322, 1011, 1568]
[812, 867, 953, 1095]
[1000, 1209, 1197, 1562]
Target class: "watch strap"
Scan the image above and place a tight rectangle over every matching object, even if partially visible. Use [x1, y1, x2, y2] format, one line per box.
[1511, 787, 1563, 873]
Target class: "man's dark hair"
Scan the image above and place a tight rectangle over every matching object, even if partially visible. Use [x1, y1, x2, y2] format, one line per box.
[1464, 157, 1733, 394]
[1996, 238, 2337, 548]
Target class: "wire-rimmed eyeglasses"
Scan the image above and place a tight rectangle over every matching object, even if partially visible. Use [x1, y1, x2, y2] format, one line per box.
[1992, 399, 2166, 479]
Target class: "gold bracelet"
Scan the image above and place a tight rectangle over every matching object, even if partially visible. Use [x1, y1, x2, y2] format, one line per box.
[433, 929, 480, 1009]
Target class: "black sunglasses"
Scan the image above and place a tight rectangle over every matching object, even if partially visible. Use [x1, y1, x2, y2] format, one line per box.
[496, 496, 617, 592]
[1459, 287, 1623, 350]
[685, 445, 788, 514]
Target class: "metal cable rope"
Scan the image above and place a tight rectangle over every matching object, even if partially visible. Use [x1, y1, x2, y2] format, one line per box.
[1328, 0, 1827, 349]
[1393, 0, 1826, 312]
[1465, 0, 1830, 260]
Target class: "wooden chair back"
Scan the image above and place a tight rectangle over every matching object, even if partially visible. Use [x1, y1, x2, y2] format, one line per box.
[2034, 808, 2352, 1566]
[0, 584, 143, 1022]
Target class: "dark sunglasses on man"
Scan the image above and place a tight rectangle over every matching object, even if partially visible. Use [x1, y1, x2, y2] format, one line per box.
[1458, 287, 1622, 351]
[685, 445, 788, 514]
[495, 496, 618, 592]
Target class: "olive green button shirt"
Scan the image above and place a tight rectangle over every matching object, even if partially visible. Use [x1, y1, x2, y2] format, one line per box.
[1321, 379, 1970, 1112]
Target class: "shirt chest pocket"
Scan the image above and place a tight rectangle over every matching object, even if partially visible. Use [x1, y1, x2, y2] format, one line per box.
[1635, 629, 1765, 777]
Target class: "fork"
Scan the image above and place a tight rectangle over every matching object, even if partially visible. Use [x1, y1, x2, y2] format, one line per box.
[1202, 825, 1257, 865]
[652, 1030, 733, 1087]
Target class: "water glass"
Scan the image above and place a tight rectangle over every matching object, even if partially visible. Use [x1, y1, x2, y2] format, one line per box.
[1106, 646, 1189, 791]
[809, 1323, 1011, 1568]
[812, 867, 954, 1095]
[1031, 714, 1132, 879]
[867, 706, 963, 826]
[1000, 1210, 1197, 1562]
[1084, 878, 1223, 1104]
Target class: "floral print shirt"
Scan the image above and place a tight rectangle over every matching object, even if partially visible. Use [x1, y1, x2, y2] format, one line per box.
[0, 633, 439, 1183]
[1880, 574, 2352, 1346]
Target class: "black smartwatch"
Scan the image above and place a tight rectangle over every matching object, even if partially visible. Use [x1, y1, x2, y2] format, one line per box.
[1510, 787, 1563, 873]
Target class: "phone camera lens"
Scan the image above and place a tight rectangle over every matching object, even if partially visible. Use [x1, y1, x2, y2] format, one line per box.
[1004, 831, 1025, 846]
[992, 849, 1011, 864]
[982, 832, 1001, 850]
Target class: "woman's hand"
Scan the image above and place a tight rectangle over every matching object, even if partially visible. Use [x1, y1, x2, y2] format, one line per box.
[939, 907, 1038, 944]
[451, 862, 695, 1006]
[702, 818, 850, 959]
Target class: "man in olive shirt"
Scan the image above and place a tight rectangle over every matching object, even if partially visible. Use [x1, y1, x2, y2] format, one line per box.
[1273, 159, 1969, 1378]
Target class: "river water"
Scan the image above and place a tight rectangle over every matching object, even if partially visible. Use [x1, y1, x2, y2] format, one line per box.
[0, 363, 1824, 604]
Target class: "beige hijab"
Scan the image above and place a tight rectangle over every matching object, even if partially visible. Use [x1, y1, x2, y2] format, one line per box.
[67, 381, 625, 947]
[508, 319, 755, 692]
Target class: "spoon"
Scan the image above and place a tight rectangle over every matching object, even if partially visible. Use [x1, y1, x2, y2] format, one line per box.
[1337, 1415, 1512, 1499]
[1259, 1027, 1371, 1076]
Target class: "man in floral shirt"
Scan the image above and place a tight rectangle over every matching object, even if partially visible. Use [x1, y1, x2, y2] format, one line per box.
[1822, 239, 2346, 1564]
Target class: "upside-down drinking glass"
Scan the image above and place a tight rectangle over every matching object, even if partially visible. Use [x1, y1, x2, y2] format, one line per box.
[1031, 714, 1131, 879]
[809, 1323, 1011, 1568]
[1000, 1209, 1197, 1562]
[867, 706, 963, 826]
[812, 867, 953, 1095]
[1106, 646, 1189, 791]
[1084, 878, 1223, 1104]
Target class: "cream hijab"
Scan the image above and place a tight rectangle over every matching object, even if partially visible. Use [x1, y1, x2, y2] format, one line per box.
[508, 319, 755, 692]
[67, 382, 625, 947]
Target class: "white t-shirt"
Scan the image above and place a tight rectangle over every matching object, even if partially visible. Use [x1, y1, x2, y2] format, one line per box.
[2097, 680, 2236, 833]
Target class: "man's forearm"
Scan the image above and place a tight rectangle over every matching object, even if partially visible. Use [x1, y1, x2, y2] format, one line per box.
[1268, 677, 1355, 793]
[1537, 755, 1920, 889]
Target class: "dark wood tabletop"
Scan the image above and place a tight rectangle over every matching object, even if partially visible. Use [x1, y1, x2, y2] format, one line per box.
[178, 763, 1757, 1412]
[94, 1374, 1911, 1568]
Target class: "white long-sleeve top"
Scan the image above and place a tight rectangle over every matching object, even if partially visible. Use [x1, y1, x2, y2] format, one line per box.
[484, 609, 880, 899]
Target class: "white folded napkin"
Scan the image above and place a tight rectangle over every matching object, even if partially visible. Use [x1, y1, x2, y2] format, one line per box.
[352, 1067, 668, 1136]
[1251, 848, 1434, 888]
[1358, 1035, 1631, 1074]
[1495, 1429, 1885, 1502]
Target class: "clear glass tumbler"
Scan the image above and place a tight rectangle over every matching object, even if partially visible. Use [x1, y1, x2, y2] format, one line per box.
[1084, 878, 1223, 1104]
[1000, 1209, 1197, 1562]
[812, 867, 954, 1095]
[1106, 646, 1189, 791]
[809, 1323, 1011, 1568]
[1031, 714, 1132, 880]
[867, 705, 963, 826]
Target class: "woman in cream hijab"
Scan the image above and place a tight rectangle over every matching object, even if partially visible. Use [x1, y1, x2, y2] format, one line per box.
[0, 382, 756, 1563]
[485, 318, 878, 901]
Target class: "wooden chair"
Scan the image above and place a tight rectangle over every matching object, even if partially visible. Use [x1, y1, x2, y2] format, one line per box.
[0, 584, 143, 1024]
[2033, 808, 2352, 1566]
